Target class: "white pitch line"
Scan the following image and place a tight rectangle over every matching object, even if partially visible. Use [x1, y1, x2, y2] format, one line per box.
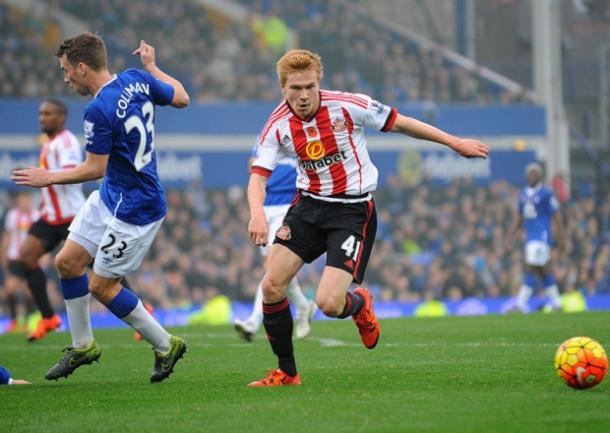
[308, 337, 352, 347]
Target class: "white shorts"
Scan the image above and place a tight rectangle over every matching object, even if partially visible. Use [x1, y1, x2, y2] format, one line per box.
[67, 191, 163, 278]
[525, 240, 550, 266]
[260, 204, 291, 256]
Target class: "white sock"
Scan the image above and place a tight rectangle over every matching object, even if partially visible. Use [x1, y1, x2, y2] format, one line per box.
[65, 293, 94, 349]
[122, 300, 171, 353]
[245, 282, 264, 332]
[287, 278, 309, 313]
[545, 284, 562, 308]
[516, 285, 533, 312]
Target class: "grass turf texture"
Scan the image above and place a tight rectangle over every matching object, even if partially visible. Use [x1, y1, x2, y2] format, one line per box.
[1, 312, 609, 433]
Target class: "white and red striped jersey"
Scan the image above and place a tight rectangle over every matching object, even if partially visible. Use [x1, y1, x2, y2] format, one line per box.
[38, 129, 86, 225]
[251, 90, 397, 197]
[3, 207, 40, 260]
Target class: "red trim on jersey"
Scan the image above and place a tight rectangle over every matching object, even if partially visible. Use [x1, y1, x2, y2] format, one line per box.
[316, 106, 347, 194]
[321, 91, 368, 109]
[381, 108, 398, 132]
[259, 104, 290, 144]
[290, 192, 301, 206]
[55, 136, 62, 168]
[39, 141, 49, 169]
[342, 108, 363, 194]
[46, 185, 64, 222]
[289, 116, 321, 194]
[321, 90, 368, 105]
[353, 200, 375, 279]
[251, 166, 273, 178]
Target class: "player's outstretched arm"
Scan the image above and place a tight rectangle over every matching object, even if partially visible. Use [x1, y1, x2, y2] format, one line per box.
[132, 40, 190, 108]
[390, 114, 489, 159]
[247, 173, 269, 246]
[11, 152, 108, 187]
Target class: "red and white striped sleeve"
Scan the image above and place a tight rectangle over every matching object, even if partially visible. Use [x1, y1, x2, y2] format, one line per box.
[56, 131, 83, 169]
[250, 127, 282, 178]
[339, 92, 397, 132]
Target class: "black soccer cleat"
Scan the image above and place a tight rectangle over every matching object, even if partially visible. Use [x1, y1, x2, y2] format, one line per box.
[45, 340, 102, 381]
[150, 336, 187, 383]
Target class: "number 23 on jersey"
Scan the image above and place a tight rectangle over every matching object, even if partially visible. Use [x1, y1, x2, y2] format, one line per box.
[124, 101, 155, 171]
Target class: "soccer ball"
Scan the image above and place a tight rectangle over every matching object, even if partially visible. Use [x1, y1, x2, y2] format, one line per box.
[554, 336, 608, 389]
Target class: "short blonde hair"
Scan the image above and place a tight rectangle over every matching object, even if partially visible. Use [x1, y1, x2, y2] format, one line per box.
[276, 49, 324, 87]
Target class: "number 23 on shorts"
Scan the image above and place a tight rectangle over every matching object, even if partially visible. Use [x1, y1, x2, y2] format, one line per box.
[100, 231, 128, 260]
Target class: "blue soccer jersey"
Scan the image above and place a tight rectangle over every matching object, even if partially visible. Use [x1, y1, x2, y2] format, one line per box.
[0, 366, 11, 385]
[83, 68, 174, 225]
[518, 185, 559, 244]
[252, 140, 297, 206]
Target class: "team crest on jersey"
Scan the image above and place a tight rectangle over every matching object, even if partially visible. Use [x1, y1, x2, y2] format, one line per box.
[276, 225, 291, 241]
[331, 117, 348, 133]
[83, 120, 94, 138]
[371, 100, 386, 114]
[305, 140, 325, 160]
[305, 126, 319, 139]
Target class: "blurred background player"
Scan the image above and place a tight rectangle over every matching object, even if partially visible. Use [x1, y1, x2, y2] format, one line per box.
[234, 141, 316, 342]
[0, 365, 31, 385]
[17, 99, 85, 342]
[13, 33, 190, 382]
[507, 162, 566, 312]
[1, 190, 39, 332]
[247, 49, 489, 387]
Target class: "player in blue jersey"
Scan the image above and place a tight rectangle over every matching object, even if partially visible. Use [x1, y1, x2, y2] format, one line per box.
[0, 365, 30, 385]
[506, 163, 566, 312]
[12, 33, 189, 382]
[233, 144, 316, 342]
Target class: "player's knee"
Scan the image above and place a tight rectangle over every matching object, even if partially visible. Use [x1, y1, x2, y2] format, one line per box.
[261, 275, 287, 302]
[316, 294, 342, 317]
[19, 250, 38, 269]
[55, 252, 83, 278]
[19, 247, 40, 269]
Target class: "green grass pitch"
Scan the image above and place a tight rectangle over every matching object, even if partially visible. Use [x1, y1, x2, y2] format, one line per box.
[1, 312, 609, 433]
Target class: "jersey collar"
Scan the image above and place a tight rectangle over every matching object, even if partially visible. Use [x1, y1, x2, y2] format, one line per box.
[94, 74, 117, 98]
[47, 128, 66, 141]
[525, 183, 542, 196]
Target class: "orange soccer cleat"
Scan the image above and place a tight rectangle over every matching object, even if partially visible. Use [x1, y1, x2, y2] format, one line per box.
[248, 369, 302, 387]
[351, 287, 380, 349]
[134, 303, 155, 341]
[27, 314, 62, 342]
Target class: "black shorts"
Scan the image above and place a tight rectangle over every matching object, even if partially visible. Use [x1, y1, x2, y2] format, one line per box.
[7, 260, 26, 278]
[28, 219, 71, 252]
[274, 192, 377, 284]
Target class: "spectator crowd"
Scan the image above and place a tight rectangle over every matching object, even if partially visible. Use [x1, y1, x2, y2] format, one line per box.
[2, 178, 609, 317]
[0, 0, 526, 103]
